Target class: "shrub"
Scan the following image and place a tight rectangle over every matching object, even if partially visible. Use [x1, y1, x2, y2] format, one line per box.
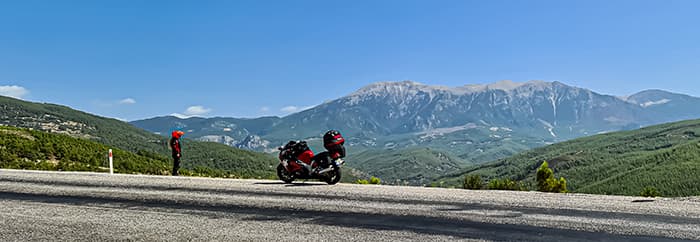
[463, 175, 483, 190]
[640, 186, 662, 197]
[536, 161, 568, 193]
[357, 177, 381, 185]
[487, 178, 524, 191]
[556, 177, 568, 193]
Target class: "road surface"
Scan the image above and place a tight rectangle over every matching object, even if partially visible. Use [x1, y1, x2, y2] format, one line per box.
[0, 169, 698, 241]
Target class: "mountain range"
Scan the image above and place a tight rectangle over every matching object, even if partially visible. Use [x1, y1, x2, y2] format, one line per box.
[3, 79, 700, 191]
[132, 80, 700, 183]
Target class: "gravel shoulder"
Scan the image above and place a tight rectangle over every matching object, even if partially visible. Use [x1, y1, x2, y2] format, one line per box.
[0, 169, 698, 241]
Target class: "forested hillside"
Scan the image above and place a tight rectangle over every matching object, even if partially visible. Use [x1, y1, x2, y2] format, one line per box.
[439, 119, 700, 197]
[0, 126, 277, 178]
[351, 148, 469, 185]
[0, 126, 169, 174]
[0, 96, 277, 178]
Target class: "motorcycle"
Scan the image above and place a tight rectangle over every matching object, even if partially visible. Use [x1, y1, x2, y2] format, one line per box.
[276, 131, 346, 185]
[276, 145, 344, 185]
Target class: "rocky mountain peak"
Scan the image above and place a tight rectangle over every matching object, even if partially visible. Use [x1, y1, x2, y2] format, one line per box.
[351, 80, 561, 99]
[350, 80, 431, 96]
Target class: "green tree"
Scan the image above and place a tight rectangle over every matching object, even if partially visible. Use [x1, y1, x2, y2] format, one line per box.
[463, 175, 483, 190]
[536, 161, 568, 193]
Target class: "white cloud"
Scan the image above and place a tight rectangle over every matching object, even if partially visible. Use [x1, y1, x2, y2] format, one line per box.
[280, 105, 315, 114]
[0, 85, 29, 99]
[281, 106, 301, 113]
[170, 113, 190, 119]
[170, 105, 213, 119]
[170, 105, 211, 119]
[640, 99, 671, 108]
[118, 98, 136, 105]
[184, 105, 212, 116]
[260, 106, 270, 112]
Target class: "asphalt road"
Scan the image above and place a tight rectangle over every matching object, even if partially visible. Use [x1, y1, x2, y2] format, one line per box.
[0, 169, 699, 242]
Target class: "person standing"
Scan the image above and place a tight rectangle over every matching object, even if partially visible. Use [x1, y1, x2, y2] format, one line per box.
[170, 130, 185, 176]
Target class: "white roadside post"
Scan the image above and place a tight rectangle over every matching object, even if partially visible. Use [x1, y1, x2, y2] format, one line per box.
[109, 149, 114, 175]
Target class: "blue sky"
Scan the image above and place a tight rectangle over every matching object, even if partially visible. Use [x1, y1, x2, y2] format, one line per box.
[1, 0, 699, 121]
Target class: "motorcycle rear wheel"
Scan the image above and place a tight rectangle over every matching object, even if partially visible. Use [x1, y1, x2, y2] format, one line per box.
[277, 164, 295, 184]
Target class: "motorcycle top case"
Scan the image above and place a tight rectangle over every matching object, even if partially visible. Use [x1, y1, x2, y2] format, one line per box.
[323, 130, 344, 147]
[323, 130, 346, 159]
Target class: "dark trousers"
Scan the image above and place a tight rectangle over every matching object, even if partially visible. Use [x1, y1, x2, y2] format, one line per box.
[172, 156, 181, 176]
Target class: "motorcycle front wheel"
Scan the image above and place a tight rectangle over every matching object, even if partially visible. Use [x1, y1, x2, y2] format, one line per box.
[324, 168, 342, 185]
[277, 164, 295, 184]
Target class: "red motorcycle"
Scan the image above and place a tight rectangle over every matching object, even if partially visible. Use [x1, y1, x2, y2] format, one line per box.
[276, 130, 346, 185]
